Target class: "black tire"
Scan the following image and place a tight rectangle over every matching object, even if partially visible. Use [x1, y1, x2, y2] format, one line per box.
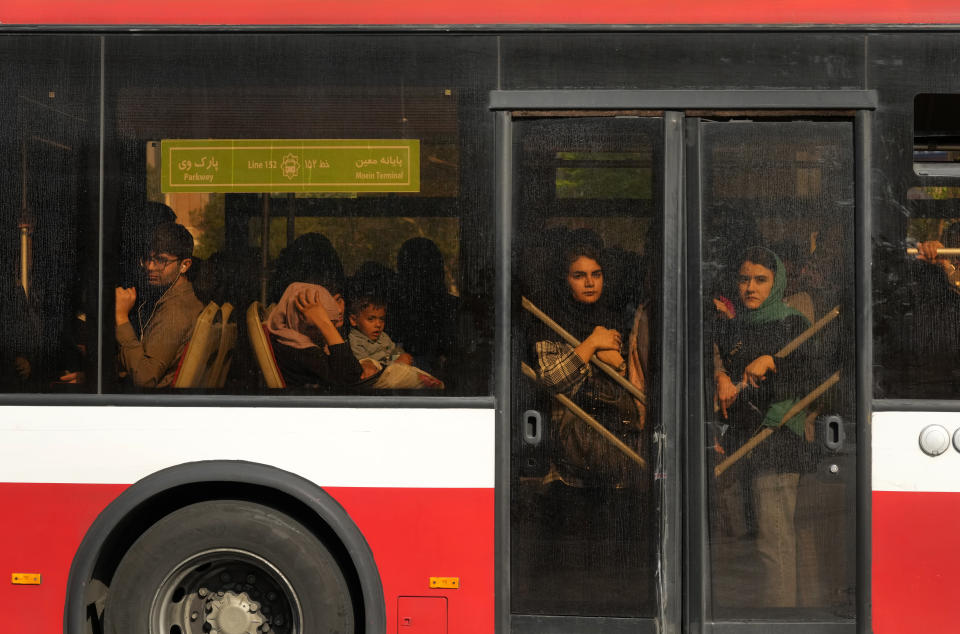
[103, 500, 354, 634]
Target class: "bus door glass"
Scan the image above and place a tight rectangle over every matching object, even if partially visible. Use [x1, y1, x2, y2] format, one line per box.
[695, 118, 857, 622]
[509, 115, 663, 625]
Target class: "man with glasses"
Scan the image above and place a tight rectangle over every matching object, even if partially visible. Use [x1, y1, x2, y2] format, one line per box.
[115, 222, 203, 387]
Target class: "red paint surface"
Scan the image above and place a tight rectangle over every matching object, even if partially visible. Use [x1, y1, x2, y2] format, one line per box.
[0, 483, 127, 633]
[398, 596, 448, 633]
[0, 483, 493, 633]
[11, 481, 958, 632]
[872, 490, 960, 633]
[2, 0, 960, 25]
[329, 487, 495, 634]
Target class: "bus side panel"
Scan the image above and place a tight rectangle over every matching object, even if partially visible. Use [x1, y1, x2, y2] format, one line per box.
[872, 412, 960, 633]
[0, 483, 127, 632]
[0, 483, 493, 632]
[873, 491, 960, 633]
[329, 486, 495, 634]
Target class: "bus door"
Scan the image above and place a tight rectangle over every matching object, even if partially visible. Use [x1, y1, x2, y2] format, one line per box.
[508, 114, 665, 632]
[507, 112, 859, 631]
[689, 116, 858, 629]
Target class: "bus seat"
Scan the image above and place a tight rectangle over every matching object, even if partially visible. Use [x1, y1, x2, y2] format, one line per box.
[246, 301, 286, 388]
[784, 291, 815, 324]
[173, 301, 221, 388]
[206, 302, 238, 388]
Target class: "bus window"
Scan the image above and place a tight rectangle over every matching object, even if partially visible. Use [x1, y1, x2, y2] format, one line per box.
[0, 36, 99, 394]
[874, 187, 960, 398]
[105, 35, 495, 395]
[914, 94, 960, 176]
[699, 119, 856, 618]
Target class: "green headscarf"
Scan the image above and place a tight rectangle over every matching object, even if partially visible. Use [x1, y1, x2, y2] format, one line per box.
[738, 248, 809, 327]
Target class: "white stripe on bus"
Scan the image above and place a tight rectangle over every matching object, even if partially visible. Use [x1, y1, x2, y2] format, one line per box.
[0, 406, 495, 488]
[873, 411, 960, 493]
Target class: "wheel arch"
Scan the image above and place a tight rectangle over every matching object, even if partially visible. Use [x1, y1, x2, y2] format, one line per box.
[64, 460, 385, 634]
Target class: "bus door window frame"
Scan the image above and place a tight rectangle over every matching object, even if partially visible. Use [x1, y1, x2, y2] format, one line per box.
[491, 89, 875, 634]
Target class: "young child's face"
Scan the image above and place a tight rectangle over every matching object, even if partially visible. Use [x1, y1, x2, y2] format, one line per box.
[350, 304, 387, 341]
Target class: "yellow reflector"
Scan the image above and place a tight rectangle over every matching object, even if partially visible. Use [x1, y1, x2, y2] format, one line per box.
[429, 576, 459, 589]
[11, 574, 41, 585]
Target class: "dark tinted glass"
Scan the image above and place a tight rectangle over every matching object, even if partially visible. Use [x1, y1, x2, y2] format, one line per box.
[510, 116, 662, 618]
[874, 188, 960, 399]
[0, 36, 100, 393]
[104, 35, 496, 395]
[699, 120, 856, 619]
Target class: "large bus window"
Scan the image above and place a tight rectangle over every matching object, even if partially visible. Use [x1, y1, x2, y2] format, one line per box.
[105, 35, 495, 395]
[0, 36, 99, 394]
[874, 186, 960, 398]
[698, 119, 856, 619]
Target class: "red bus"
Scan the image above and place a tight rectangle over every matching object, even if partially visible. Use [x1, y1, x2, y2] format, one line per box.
[2, 3, 960, 633]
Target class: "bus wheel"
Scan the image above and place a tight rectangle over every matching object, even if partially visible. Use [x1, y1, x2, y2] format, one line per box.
[103, 500, 354, 634]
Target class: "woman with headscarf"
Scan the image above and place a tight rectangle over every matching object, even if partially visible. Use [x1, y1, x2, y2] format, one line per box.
[267, 282, 370, 388]
[532, 229, 644, 486]
[713, 245, 814, 608]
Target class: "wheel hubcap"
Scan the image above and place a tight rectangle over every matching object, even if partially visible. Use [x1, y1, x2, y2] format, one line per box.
[147, 548, 300, 634]
[207, 591, 265, 634]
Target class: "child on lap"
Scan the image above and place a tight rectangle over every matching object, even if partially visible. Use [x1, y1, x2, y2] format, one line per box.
[348, 295, 443, 389]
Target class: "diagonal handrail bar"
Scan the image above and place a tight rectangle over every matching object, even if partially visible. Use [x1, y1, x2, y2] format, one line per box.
[714, 370, 840, 477]
[522, 295, 646, 406]
[521, 362, 647, 469]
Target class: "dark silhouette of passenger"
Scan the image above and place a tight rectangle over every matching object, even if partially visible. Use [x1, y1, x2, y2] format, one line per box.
[349, 261, 398, 315]
[268, 233, 346, 306]
[0, 273, 41, 391]
[391, 238, 459, 376]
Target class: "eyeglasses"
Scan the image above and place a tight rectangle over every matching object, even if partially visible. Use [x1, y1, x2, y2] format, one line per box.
[139, 255, 181, 269]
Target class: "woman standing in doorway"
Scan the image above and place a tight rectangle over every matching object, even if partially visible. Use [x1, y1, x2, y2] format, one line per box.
[714, 245, 814, 607]
[532, 229, 645, 486]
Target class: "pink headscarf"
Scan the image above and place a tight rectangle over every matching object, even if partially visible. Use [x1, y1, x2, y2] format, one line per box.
[266, 282, 342, 350]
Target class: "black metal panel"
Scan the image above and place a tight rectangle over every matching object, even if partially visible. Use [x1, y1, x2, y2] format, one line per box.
[854, 110, 873, 634]
[873, 399, 960, 412]
[868, 34, 960, 400]
[495, 110, 513, 634]
[0, 393, 496, 407]
[662, 110, 686, 632]
[708, 622, 855, 633]
[866, 33, 960, 250]
[684, 115, 709, 632]
[511, 614, 659, 634]
[500, 33, 866, 91]
[490, 90, 877, 110]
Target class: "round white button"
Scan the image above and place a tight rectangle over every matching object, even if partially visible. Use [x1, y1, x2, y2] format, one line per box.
[919, 425, 951, 457]
[953, 428, 960, 454]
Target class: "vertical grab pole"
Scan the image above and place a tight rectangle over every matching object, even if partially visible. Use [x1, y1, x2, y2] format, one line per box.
[260, 194, 270, 306]
[20, 140, 30, 299]
[19, 225, 30, 300]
